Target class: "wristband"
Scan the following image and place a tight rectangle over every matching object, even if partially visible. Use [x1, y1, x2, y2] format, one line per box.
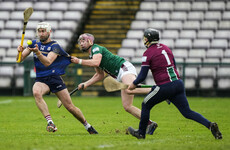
[79, 59, 82, 64]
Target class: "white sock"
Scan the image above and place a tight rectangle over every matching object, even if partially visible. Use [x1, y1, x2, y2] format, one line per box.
[45, 115, 53, 124]
[83, 121, 91, 130]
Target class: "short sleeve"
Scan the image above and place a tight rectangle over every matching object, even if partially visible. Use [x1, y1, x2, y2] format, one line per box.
[91, 47, 101, 55]
[52, 44, 69, 57]
[142, 52, 150, 66]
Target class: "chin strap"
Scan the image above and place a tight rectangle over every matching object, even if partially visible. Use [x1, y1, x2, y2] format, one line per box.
[144, 41, 150, 48]
[145, 41, 159, 48]
[82, 45, 92, 52]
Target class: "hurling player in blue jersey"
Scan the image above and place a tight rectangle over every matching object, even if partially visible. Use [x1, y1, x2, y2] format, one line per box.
[16, 22, 98, 134]
[127, 28, 222, 140]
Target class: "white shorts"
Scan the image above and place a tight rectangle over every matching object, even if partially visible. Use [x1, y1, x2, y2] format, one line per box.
[116, 61, 137, 82]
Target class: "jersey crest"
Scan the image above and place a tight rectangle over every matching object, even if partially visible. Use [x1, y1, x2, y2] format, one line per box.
[29, 40, 71, 77]
[92, 47, 99, 53]
[142, 56, 147, 62]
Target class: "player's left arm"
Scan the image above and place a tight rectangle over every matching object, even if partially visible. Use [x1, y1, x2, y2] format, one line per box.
[28, 44, 58, 67]
[79, 67, 104, 89]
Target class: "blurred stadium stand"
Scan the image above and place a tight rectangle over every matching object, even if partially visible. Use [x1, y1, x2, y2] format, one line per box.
[118, 0, 230, 96]
[0, 0, 230, 97]
[0, 0, 91, 95]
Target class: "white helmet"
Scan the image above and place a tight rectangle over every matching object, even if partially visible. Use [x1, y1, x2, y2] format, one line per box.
[36, 22, 51, 33]
[36, 22, 52, 42]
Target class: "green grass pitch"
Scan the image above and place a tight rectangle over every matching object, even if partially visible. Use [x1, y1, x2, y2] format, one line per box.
[0, 96, 229, 150]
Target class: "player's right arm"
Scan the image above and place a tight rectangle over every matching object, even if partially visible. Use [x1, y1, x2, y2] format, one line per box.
[16, 46, 32, 62]
[71, 53, 102, 67]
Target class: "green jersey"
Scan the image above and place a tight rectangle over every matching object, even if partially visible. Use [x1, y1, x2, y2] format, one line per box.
[90, 44, 126, 77]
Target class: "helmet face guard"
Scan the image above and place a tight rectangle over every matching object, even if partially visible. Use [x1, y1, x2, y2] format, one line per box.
[78, 33, 94, 52]
[36, 22, 51, 42]
[143, 28, 160, 48]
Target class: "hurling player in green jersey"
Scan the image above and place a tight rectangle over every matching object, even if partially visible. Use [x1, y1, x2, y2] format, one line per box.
[71, 33, 158, 135]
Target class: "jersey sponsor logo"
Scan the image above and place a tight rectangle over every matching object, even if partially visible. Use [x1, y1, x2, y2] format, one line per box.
[92, 47, 99, 53]
[157, 43, 162, 48]
[142, 56, 147, 62]
[56, 85, 62, 88]
[47, 47, 51, 51]
[40, 45, 45, 51]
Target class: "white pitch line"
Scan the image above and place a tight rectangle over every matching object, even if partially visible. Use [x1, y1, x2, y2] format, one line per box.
[98, 144, 114, 148]
[0, 100, 12, 104]
[0, 99, 33, 105]
[16, 99, 33, 102]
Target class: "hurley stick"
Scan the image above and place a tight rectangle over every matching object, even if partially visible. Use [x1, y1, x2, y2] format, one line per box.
[16, 7, 33, 63]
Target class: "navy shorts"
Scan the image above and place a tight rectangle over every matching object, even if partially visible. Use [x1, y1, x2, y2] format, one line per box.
[35, 75, 67, 93]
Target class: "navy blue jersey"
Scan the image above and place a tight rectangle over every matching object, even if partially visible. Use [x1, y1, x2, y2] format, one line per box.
[28, 40, 71, 77]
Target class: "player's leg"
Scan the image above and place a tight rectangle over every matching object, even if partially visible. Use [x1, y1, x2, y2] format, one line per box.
[118, 61, 151, 95]
[56, 89, 86, 123]
[171, 80, 222, 139]
[172, 92, 211, 127]
[55, 89, 98, 134]
[121, 74, 142, 119]
[121, 74, 157, 134]
[33, 82, 50, 117]
[32, 82, 57, 132]
[171, 80, 211, 128]
[172, 93, 222, 139]
[129, 86, 164, 139]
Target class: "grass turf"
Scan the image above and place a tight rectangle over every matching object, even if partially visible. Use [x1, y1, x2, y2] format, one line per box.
[0, 96, 229, 150]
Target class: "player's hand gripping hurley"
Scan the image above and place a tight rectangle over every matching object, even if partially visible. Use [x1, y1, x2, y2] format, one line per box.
[16, 7, 33, 63]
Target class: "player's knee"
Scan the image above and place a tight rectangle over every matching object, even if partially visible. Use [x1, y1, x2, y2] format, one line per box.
[65, 104, 75, 113]
[33, 90, 42, 99]
[123, 105, 132, 113]
[183, 114, 191, 119]
[182, 111, 193, 119]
